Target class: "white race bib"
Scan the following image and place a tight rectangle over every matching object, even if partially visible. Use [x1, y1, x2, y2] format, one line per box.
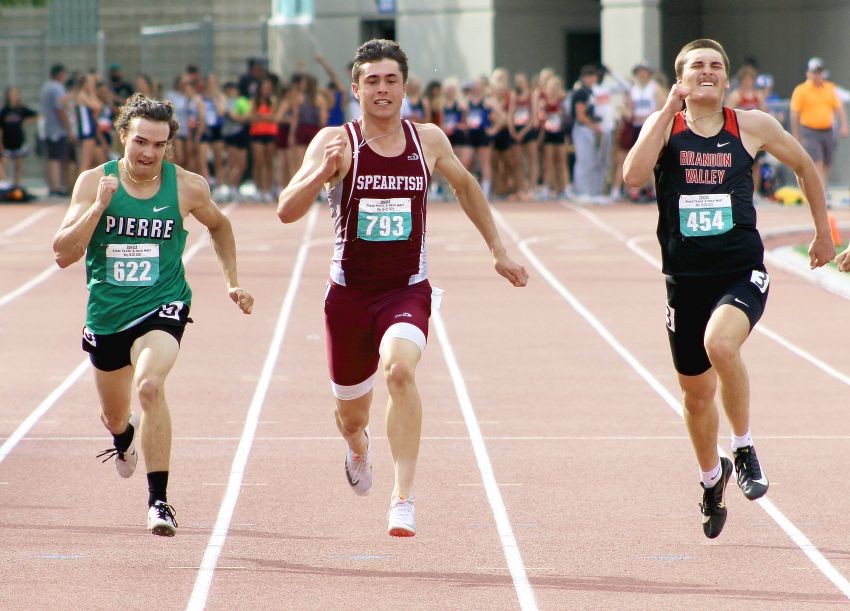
[357, 198, 412, 241]
[106, 243, 159, 286]
[679, 193, 733, 237]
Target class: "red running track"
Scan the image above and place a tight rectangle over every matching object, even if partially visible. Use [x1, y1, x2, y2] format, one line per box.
[0, 197, 849, 609]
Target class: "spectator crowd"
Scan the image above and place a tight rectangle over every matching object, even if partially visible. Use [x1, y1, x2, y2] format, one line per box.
[0, 52, 847, 204]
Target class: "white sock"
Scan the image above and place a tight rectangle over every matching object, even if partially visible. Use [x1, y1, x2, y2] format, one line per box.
[731, 429, 753, 450]
[700, 461, 723, 488]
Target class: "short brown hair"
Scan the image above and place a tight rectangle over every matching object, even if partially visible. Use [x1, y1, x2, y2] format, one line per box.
[351, 39, 408, 84]
[113, 93, 179, 142]
[674, 39, 730, 80]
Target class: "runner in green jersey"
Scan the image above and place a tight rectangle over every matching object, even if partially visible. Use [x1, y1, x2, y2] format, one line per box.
[53, 94, 254, 536]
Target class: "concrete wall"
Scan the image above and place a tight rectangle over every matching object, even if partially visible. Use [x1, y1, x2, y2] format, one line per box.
[399, 7, 494, 84]
[601, 0, 661, 81]
[493, 0, 600, 79]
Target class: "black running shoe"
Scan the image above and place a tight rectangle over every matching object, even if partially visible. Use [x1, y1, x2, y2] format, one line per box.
[733, 445, 769, 500]
[699, 457, 732, 539]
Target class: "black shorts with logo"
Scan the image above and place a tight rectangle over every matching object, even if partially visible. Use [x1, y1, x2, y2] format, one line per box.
[664, 267, 769, 376]
[82, 301, 192, 372]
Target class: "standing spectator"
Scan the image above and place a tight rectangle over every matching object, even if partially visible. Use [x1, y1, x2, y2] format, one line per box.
[345, 61, 361, 121]
[199, 74, 226, 189]
[289, 73, 327, 168]
[489, 68, 518, 198]
[509, 72, 539, 200]
[727, 66, 766, 111]
[276, 80, 302, 192]
[0, 86, 38, 186]
[95, 80, 116, 162]
[613, 61, 665, 201]
[316, 54, 348, 128]
[539, 75, 570, 200]
[441, 78, 472, 170]
[465, 78, 500, 198]
[76, 72, 105, 172]
[572, 64, 618, 202]
[108, 63, 134, 109]
[790, 57, 849, 189]
[238, 57, 267, 99]
[729, 66, 768, 195]
[40, 64, 73, 196]
[591, 64, 628, 203]
[401, 77, 430, 123]
[248, 77, 279, 202]
[220, 81, 251, 201]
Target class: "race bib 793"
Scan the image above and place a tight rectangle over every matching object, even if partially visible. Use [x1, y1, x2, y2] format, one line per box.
[357, 198, 412, 242]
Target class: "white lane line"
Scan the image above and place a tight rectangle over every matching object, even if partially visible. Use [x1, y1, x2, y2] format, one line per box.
[0, 204, 239, 465]
[0, 265, 60, 310]
[493, 207, 850, 599]
[186, 205, 318, 611]
[2, 206, 55, 237]
[432, 310, 538, 611]
[0, 359, 90, 464]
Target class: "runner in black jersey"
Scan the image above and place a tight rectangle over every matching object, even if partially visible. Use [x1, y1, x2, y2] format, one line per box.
[624, 39, 835, 540]
[278, 39, 527, 537]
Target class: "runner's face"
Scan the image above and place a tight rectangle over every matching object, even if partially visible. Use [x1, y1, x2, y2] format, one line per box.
[353, 59, 406, 119]
[680, 49, 728, 103]
[121, 117, 170, 177]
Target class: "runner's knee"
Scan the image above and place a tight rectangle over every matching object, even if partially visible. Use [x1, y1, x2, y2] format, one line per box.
[100, 410, 129, 433]
[384, 361, 414, 392]
[336, 410, 368, 437]
[704, 335, 738, 368]
[136, 376, 165, 406]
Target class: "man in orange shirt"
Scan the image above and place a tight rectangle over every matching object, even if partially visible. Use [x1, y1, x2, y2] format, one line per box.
[790, 57, 848, 188]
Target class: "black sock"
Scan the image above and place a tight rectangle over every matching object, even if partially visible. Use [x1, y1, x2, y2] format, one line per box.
[147, 471, 169, 507]
[112, 420, 135, 453]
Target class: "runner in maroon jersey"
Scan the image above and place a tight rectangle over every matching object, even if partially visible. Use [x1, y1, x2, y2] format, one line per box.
[277, 39, 527, 537]
[624, 39, 834, 540]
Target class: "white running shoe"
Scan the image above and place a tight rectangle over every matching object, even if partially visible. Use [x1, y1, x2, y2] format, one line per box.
[344, 427, 372, 496]
[96, 412, 139, 478]
[387, 496, 416, 537]
[147, 500, 178, 537]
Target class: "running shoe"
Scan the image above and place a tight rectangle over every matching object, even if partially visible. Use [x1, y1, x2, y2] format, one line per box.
[344, 427, 372, 496]
[387, 496, 416, 537]
[147, 500, 178, 537]
[733, 445, 769, 500]
[699, 457, 732, 539]
[95, 412, 139, 478]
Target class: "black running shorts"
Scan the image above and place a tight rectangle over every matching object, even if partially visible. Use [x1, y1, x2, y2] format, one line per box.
[82, 302, 192, 372]
[664, 267, 769, 376]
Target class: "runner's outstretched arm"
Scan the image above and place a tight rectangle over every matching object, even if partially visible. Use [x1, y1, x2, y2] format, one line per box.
[182, 170, 254, 313]
[428, 125, 528, 287]
[744, 110, 835, 269]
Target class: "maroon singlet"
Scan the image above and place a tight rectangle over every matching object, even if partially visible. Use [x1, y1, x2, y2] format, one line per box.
[327, 119, 431, 289]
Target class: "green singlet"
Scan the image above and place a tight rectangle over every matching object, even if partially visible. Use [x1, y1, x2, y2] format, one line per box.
[85, 159, 192, 334]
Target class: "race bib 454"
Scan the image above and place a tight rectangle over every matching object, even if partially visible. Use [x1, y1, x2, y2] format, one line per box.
[679, 193, 733, 237]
